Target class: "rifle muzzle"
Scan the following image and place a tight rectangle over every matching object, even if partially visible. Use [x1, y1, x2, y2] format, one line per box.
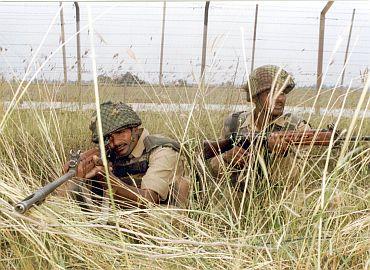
[14, 169, 76, 214]
[14, 193, 43, 214]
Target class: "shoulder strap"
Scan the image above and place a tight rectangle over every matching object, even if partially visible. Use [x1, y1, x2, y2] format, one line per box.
[113, 135, 179, 178]
[144, 135, 180, 153]
[112, 154, 150, 178]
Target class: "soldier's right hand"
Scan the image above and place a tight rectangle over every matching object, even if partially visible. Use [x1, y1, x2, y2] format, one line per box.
[63, 148, 100, 178]
[75, 156, 96, 178]
[222, 146, 250, 166]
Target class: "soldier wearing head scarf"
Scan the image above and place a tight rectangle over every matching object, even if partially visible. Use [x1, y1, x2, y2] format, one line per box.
[209, 65, 310, 207]
[61, 101, 190, 209]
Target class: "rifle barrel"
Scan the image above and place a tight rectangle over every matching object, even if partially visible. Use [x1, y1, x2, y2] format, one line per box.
[339, 136, 370, 142]
[14, 169, 76, 214]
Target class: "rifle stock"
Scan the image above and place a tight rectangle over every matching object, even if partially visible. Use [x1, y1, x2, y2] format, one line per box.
[203, 126, 369, 160]
[275, 130, 370, 146]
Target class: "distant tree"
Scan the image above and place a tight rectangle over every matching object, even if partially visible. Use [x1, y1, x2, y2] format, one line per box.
[114, 72, 146, 86]
[221, 81, 233, 87]
[97, 75, 114, 84]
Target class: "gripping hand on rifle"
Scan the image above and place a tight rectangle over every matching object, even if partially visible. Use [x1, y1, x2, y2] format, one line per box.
[62, 148, 101, 178]
[266, 132, 291, 156]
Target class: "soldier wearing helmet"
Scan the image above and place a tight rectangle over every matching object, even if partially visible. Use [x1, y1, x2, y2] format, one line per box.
[62, 101, 190, 209]
[209, 65, 310, 209]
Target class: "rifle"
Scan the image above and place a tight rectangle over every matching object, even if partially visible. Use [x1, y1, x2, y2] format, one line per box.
[203, 125, 370, 160]
[14, 148, 100, 214]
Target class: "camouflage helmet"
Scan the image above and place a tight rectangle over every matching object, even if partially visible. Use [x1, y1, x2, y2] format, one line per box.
[243, 65, 295, 102]
[89, 101, 142, 143]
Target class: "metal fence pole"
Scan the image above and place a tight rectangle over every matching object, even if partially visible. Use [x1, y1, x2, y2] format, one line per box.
[159, 2, 167, 86]
[74, 2, 82, 89]
[341, 9, 355, 86]
[200, 1, 210, 86]
[316, 1, 334, 91]
[315, 1, 333, 114]
[59, 2, 68, 84]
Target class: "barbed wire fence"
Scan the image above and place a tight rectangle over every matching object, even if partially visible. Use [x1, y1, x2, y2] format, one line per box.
[0, 1, 369, 90]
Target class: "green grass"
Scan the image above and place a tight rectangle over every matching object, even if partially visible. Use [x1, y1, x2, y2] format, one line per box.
[0, 80, 369, 269]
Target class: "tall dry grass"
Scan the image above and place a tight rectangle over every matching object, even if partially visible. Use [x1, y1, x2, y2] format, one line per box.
[0, 5, 369, 269]
[0, 78, 369, 269]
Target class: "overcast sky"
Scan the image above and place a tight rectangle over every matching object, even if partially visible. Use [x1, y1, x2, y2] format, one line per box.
[0, 1, 369, 87]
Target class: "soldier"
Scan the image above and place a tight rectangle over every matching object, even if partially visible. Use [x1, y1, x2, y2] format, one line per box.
[209, 65, 311, 204]
[62, 101, 190, 210]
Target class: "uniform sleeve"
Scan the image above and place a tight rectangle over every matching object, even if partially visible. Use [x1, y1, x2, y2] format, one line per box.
[208, 115, 232, 175]
[140, 147, 181, 201]
[220, 114, 235, 139]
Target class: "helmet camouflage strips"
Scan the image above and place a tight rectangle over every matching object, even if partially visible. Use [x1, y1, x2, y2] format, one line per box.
[243, 65, 295, 101]
[89, 101, 142, 143]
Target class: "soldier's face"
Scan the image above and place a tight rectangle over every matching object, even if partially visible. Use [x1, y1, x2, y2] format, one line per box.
[258, 89, 286, 117]
[108, 127, 139, 157]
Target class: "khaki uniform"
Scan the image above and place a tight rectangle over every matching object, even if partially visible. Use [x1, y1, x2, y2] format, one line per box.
[116, 128, 189, 207]
[62, 128, 190, 211]
[210, 112, 310, 180]
[210, 111, 311, 192]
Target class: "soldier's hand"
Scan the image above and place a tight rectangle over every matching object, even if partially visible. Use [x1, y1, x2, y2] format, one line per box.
[62, 158, 93, 178]
[63, 148, 100, 177]
[84, 155, 113, 179]
[223, 146, 250, 166]
[86, 163, 121, 191]
[267, 133, 290, 155]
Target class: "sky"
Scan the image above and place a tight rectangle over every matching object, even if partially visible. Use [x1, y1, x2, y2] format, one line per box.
[0, 1, 369, 88]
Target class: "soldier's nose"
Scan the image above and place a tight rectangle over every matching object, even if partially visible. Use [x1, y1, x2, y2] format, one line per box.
[109, 134, 118, 146]
[112, 139, 122, 148]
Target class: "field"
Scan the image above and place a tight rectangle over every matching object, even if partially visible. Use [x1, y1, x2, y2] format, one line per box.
[0, 82, 369, 269]
[1, 82, 369, 109]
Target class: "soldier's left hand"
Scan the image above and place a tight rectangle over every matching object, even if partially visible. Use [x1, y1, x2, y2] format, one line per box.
[267, 133, 290, 155]
[84, 155, 113, 179]
[87, 163, 122, 191]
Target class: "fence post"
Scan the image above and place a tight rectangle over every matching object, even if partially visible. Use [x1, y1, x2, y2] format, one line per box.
[74, 2, 82, 99]
[59, 2, 68, 84]
[341, 9, 355, 86]
[316, 1, 333, 91]
[200, 1, 210, 86]
[159, 2, 167, 86]
[251, 4, 258, 71]
[315, 1, 333, 114]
